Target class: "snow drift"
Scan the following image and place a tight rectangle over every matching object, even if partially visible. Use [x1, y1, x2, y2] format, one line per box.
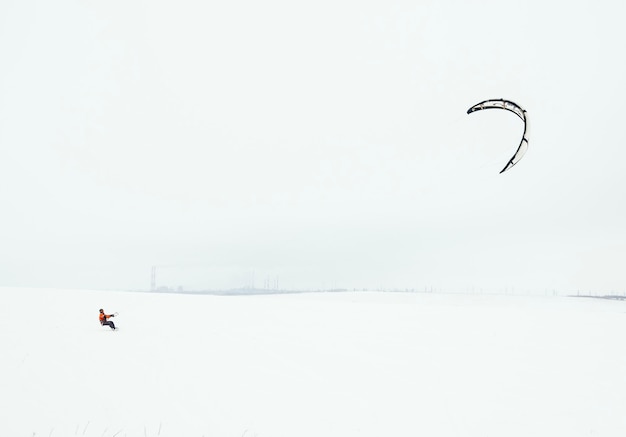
[1, 287, 625, 436]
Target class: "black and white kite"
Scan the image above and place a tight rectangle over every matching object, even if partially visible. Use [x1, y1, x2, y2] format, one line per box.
[467, 98, 529, 174]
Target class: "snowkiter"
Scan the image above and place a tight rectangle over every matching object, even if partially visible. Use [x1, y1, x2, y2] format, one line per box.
[99, 309, 116, 330]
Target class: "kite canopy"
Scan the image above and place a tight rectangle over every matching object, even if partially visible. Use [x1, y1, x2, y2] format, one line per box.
[467, 98, 529, 174]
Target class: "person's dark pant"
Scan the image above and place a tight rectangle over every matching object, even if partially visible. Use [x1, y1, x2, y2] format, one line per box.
[102, 320, 116, 330]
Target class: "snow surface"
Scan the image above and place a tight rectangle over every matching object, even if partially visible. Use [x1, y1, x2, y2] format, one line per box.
[1, 288, 625, 437]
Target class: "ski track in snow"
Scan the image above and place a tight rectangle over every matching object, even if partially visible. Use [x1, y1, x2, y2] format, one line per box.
[1, 288, 626, 437]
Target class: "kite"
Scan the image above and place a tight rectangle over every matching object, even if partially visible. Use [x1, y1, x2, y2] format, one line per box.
[467, 98, 529, 174]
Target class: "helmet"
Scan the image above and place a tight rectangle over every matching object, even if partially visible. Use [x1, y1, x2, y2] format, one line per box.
[99, 309, 104, 312]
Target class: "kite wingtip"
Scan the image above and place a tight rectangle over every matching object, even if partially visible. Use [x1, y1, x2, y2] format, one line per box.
[499, 164, 513, 174]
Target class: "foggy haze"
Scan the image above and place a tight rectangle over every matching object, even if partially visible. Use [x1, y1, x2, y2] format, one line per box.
[1, 0, 625, 293]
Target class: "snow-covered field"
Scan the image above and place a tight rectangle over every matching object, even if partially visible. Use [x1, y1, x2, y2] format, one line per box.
[1, 288, 625, 437]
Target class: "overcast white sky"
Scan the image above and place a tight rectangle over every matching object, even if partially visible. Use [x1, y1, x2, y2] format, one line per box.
[1, 0, 625, 293]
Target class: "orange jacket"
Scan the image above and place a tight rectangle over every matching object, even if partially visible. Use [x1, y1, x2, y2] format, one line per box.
[99, 312, 112, 324]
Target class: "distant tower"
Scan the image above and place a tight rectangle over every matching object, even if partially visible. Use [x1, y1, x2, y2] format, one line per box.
[151, 266, 156, 291]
